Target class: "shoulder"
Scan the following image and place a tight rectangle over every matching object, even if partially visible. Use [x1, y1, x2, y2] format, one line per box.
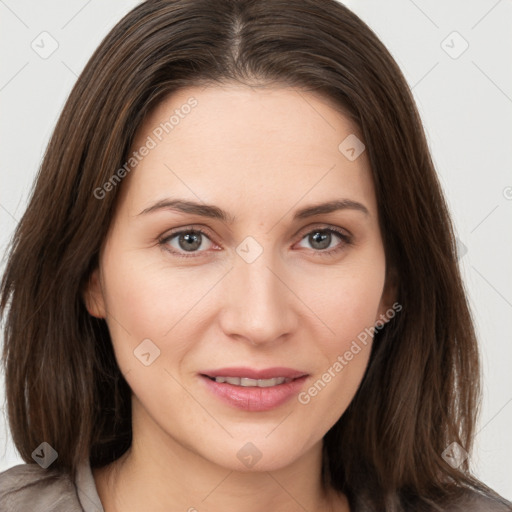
[0, 463, 83, 512]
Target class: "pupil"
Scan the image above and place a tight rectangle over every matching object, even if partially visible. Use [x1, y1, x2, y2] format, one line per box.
[310, 231, 330, 250]
[179, 232, 201, 251]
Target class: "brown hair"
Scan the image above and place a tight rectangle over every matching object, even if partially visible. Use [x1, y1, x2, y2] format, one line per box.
[1, 0, 509, 509]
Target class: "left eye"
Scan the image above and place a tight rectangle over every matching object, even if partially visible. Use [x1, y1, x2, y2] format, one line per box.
[296, 228, 350, 252]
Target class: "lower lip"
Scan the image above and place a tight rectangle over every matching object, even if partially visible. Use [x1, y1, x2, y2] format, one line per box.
[200, 375, 309, 412]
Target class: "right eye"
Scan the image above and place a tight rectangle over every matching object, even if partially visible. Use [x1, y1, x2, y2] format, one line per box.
[159, 227, 218, 258]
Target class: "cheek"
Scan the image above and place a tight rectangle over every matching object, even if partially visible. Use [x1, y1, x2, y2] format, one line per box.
[99, 245, 228, 373]
[308, 253, 386, 345]
[296, 253, 385, 418]
[99, 257, 174, 353]
[297, 290, 378, 432]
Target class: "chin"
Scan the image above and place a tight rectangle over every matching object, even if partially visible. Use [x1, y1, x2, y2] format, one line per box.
[199, 435, 316, 473]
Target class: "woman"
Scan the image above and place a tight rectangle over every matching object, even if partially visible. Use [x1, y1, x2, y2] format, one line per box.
[1, 0, 510, 511]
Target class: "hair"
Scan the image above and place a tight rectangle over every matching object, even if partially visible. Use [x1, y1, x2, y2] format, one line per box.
[1, 0, 509, 510]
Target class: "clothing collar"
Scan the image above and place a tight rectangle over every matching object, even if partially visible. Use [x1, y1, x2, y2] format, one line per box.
[75, 460, 104, 512]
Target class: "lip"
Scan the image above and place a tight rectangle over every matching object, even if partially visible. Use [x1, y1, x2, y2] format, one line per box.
[200, 366, 308, 380]
[199, 367, 309, 412]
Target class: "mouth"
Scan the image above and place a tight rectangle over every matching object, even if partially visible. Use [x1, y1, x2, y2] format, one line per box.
[199, 367, 309, 412]
[202, 375, 294, 387]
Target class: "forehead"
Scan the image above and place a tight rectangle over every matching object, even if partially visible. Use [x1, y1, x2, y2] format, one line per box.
[118, 84, 376, 220]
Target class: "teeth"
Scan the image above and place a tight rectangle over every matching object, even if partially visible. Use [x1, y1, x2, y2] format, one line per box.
[212, 376, 292, 387]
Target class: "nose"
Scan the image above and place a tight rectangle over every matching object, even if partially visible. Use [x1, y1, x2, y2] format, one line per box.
[218, 249, 298, 346]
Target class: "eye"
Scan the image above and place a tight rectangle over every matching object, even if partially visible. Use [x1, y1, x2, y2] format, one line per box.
[159, 225, 352, 259]
[296, 226, 352, 256]
[159, 227, 217, 258]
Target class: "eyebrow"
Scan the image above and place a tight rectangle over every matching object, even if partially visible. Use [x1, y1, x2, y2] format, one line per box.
[137, 198, 369, 223]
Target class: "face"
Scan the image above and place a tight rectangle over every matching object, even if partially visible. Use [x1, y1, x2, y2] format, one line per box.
[85, 83, 394, 473]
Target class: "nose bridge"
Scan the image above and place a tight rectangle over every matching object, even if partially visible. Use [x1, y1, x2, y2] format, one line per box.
[220, 243, 295, 344]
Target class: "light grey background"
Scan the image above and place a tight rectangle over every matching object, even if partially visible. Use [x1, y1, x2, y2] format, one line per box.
[1, 0, 511, 501]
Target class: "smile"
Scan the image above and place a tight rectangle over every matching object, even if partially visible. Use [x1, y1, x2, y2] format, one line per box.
[206, 376, 292, 387]
[200, 372, 309, 412]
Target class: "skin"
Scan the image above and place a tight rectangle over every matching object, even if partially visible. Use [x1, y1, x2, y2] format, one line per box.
[84, 83, 396, 512]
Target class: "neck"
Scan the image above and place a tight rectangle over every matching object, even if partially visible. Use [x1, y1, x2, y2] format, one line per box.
[93, 402, 348, 512]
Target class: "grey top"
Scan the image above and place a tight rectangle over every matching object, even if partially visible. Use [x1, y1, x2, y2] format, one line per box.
[0, 461, 103, 512]
[0, 461, 511, 511]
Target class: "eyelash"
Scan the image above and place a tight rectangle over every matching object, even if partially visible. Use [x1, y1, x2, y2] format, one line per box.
[158, 225, 353, 260]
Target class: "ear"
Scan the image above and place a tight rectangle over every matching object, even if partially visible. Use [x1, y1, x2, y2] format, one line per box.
[82, 268, 106, 318]
[375, 266, 399, 328]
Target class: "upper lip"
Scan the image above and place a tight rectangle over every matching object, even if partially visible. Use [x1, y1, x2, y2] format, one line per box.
[201, 367, 308, 380]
